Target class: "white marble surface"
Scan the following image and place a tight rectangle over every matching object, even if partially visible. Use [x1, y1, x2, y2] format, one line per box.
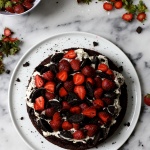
[0, 0, 150, 150]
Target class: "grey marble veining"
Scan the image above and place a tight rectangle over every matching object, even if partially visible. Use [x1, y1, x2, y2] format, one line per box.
[0, 0, 150, 150]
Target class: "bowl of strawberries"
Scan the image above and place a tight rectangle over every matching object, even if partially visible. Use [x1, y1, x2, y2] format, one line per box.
[0, 0, 41, 16]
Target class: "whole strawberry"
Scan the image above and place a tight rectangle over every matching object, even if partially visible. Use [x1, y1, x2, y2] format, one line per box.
[144, 94, 150, 106]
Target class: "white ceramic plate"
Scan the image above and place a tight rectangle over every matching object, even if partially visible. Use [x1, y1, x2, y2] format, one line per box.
[8, 32, 141, 150]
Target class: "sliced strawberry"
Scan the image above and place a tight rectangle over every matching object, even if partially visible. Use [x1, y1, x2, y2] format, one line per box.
[93, 99, 105, 109]
[45, 91, 55, 100]
[106, 69, 114, 77]
[73, 73, 85, 85]
[86, 77, 95, 85]
[56, 70, 68, 82]
[64, 80, 74, 91]
[34, 96, 45, 111]
[94, 77, 102, 88]
[70, 106, 81, 114]
[102, 79, 115, 91]
[103, 2, 113, 11]
[137, 12, 146, 22]
[64, 50, 77, 59]
[82, 107, 96, 118]
[114, 1, 123, 9]
[81, 66, 95, 77]
[70, 59, 80, 71]
[94, 88, 103, 99]
[13, 4, 25, 14]
[122, 13, 133, 22]
[144, 94, 150, 106]
[53, 112, 61, 121]
[98, 111, 112, 124]
[58, 59, 71, 72]
[50, 120, 61, 131]
[4, 28, 12, 37]
[84, 124, 98, 137]
[74, 85, 86, 100]
[23, 0, 33, 10]
[97, 64, 108, 72]
[42, 71, 54, 81]
[59, 87, 68, 97]
[73, 130, 85, 140]
[44, 81, 55, 93]
[62, 121, 73, 130]
[73, 123, 79, 130]
[35, 74, 44, 88]
[45, 108, 55, 117]
[80, 103, 88, 110]
[62, 101, 71, 110]
[102, 97, 113, 105]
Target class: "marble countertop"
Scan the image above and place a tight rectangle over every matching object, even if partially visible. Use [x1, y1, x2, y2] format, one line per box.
[0, 0, 150, 150]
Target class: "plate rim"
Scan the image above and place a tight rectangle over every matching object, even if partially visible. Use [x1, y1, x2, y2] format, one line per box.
[8, 31, 142, 150]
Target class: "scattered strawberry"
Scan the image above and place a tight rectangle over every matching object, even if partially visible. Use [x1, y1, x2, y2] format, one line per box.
[94, 77, 102, 88]
[23, 0, 33, 10]
[74, 85, 86, 100]
[103, 2, 113, 11]
[144, 94, 150, 106]
[102, 97, 113, 105]
[58, 59, 71, 72]
[45, 108, 55, 117]
[62, 121, 73, 130]
[98, 111, 112, 124]
[35, 75, 44, 88]
[102, 79, 115, 91]
[34, 96, 45, 111]
[13, 4, 25, 14]
[70, 106, 81, 114]
[62, 101, 71, 110]
[57, 70, 68, 82]
[59, 87, 68, 97]
[94, 88, 103, 99]
[70, 59, 80, 71]
[9, 37, 18, 42]
[43, 71, 54, 81]
[73, 73, 85, 85]
[4, 28, 12, 37]
[137, 12, 146, 22]
[73, 130, 85, 140]
[80, 103, 88, 110]
[114, 1, 123, 9]
[122, 13, 133, 22]
[93, 99, 105, 109]
[86, 77, 95, 85]
[44, 81, 55, 93]
[64, 80, 74, 91]
[64, 50, 77, 59]
[45, 91, 55, 100]
[50, 120, 61, 131]
[82, 107, 96, 118]
[97, 64, 108, 72]
[84, 124, 98, 137]
[73, 123, 80, 130]
[81, 66, 95, 77]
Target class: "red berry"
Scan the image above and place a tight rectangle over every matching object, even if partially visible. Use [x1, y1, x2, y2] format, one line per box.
[102, 97, 113, 105]
[81, 66, 95, 77]
[106, 69, 114, 77]
[62, 121, 73, 130]
[114, 1, 123, 9]
[4, 28, 12, 37]
[80, 103, 88, 110]
[82, 107, 96, 118]
[45, 108, 55, 117]
[44, 81, 55, 93]
[64, 80, 74, 91]
[45, 91, 55, 100]
[84, 124, 98, 137]
[93, 99, 105, 109]
[35, 75, 44, 88]
[11, 0, 20, 3]
[13, 4, 25, 14]
[102, 79, 115, 91]
[94, 88, 103, 99]
[86, 77, 95, 85]
[59, 87, 68, 97]
[58, 59, 71, 72]
[5, 7, 14, 13]
[137, 12, 146, 22]
[94, 77, 102, 88]
[50, 120, 61, 131]
[98, 64, 108, 72]
[144, 94, 150, 106]
[73, 130, 85, 140]
[73, 123, 79, 130]
[62, 101, 71, 110]
[122, 13, 133, 22]
[70, 59, 80, 71]
[103, 2, 113, 11]
[73, 73, 85, 85]
[57, 70, 68, 82]
[98, 111, 112, 124]
[43, 71, 54, 81]
[34, 96, 45, 111]
[74, 85, 86, 100]
[53, 112, 61, 121]
[70, 106, 81, 114]
[64, 50, 77, 59]
[23, 0, 33, 10]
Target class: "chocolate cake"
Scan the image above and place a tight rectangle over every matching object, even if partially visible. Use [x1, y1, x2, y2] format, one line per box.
[26, 48, 127, 150]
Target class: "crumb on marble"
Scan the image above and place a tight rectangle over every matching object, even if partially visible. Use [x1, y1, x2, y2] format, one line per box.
[23, 61, 30, 67]
[16, 78, 21, 82]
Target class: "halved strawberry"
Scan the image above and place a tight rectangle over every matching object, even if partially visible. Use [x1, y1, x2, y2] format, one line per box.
[106, 69, 114, 77]
[53, 112, 61, 121]
[82, 107, 96, 118]
[59, 87, 68, 97]
[73, 123, 79, 130]
[122, 13, 133, 22]
[58, 59, 71, 72]
[45, 91, 55, 100]
[5, 1, 14, 13]
[50, 120, 61, 131]
[93, 99, 105, 109]
[64, 50, 77, 59]
[13, 4, 25, 14]
[102, 97, 113, 105]
[56, 70, 68, 82]
[35, 74, 44, 88]
[44, 81, 55, 93]
[43, 71, 54, 81]
[80, 103, 88, 110]
[73, 73, 85, 85]
[137, 12, 146, 22]
[114, 1, 123, 9]
[94, 88, 103, 99]
[94, 76, 102, 88]
[23, 0, 33, 10]
[64, 80, 74, 91]
[73, 130, 85, 140]
[97, 64, 108, 72]
[86, 77, 95, 86]
[102, 79, 115, 91]
[103, 2, 113, 11]
[62, 121, 73, 130]
[74, 85, 86, 100]
[4, 28, 12, 37]
[84, 124, 98, 137]
[81, 66, 95, 77]
[45, 108, 55, 117]
[62, 101, 71, 110]
[98, 111, 112, 124]
[34, 96, 45, 111]
[70, 106, 81, 114]
[70, 59, 80, 71]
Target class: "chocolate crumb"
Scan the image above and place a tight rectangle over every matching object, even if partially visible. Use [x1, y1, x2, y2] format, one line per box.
[23, 61, 30, 67]
[112, 142, 116, 144]
[93, 41, 99, 47]
[20, 117, 24, 120]
[16, 78, 20, 82]
[124, 122, 130, 127]
[118, 66, 123, 72]
[136, 26, 143, 34]
[6, 70, 10, 74]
